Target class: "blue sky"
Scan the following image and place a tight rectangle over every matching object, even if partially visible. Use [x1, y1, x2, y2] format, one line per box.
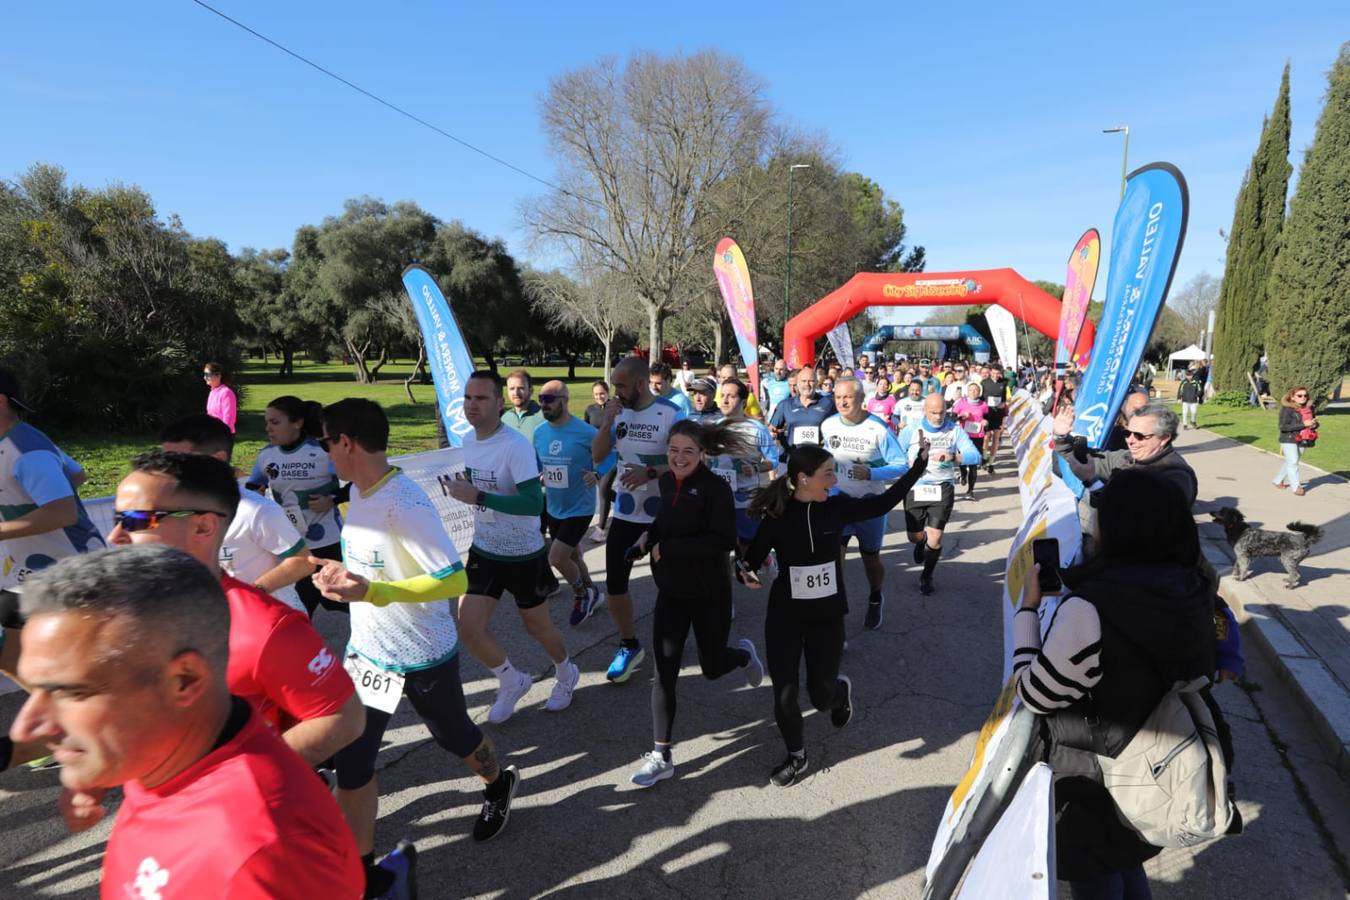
[6, 1, 1347, 311]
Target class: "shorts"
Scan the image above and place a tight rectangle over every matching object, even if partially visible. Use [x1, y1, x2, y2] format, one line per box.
[841, 514, 886, 554]
[734, 507, 759, 542]
[545, 513, 590, 548]
[605, 518, 650, 595]
[334, 653, 482, 790]
[985, 408, 1005, 430]
[904, 482, 956, 533]
[465, 549, 547, 609]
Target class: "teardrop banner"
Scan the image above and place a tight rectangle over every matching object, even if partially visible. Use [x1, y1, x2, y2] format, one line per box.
[713, 238, 761, 400]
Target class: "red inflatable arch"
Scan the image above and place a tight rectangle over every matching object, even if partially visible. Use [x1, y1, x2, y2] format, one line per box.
[782, 268, 1096, 368]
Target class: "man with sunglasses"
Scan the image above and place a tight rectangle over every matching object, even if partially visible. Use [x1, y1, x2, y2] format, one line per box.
[1052, 401, 1197, 508]
[534, 380, 610, 627]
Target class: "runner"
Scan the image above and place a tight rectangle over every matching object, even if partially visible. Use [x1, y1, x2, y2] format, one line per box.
[249, 396, 345, 618]
[951, 383, 989, 500]
[896, 393, 982, 596]
[707, 379, 779, 556]
[716, 363, 762, 419]
[820, 377, 910, 630]
[533, 379, 609, 627]
[585, 381, 615, 541]
[502, 369, 544, 442]
[309, 397, 520, 892]
[444, 372, 580, 722]
[943, 363, 971, 406]
[980, 365, 1008, 473]
[742, 441, 928, 786]
[109, 450, 365, 764]
[161, 414, 314, 613]
[626, 420, 765, 787]
[894, 380, 927, 434]
[649, 362, 693, 415]
[685, 377, 723, 424]
[760, 358, 793, 421]
[916, 362, 941, 397]
[768, 367, 835, 452]
[592, 356, 684, 683]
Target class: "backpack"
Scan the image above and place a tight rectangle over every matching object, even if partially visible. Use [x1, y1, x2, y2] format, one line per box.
[1094, 676, 1239, 848]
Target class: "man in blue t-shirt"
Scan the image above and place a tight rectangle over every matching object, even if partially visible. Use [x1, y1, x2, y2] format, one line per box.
[759, 358, 793, 421]
[768, 367, 835, 453]
[649, 363, 692, 416]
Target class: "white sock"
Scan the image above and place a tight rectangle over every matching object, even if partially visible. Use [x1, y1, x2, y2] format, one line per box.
[492, 660, 517, 680]
[554, 657, 573, 678]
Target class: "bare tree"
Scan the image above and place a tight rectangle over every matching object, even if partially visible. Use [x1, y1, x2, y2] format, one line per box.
[1168, 272, 1222, 343]
[527, 50, 770, 354]
[525, 267, 636, 383]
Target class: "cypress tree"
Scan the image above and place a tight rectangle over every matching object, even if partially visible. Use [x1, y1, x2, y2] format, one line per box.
[1212, 64, 1291, 393]
[1265, 44, 1350, 405]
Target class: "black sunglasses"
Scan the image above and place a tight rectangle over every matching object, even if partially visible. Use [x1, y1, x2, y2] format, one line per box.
[1124, 429, 1157, 442]
[538, 393, 566, 405]
[113, 509, 227, 533]
[317, 433, 341, 452]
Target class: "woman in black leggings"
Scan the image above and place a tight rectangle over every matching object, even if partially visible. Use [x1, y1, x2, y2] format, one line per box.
[626, 420, 765, 788]
[744, 440, 928, 786]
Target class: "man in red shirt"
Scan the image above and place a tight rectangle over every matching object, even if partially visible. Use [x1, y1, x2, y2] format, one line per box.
[108, 451, 364, 761]
[8, 544, 363, 897]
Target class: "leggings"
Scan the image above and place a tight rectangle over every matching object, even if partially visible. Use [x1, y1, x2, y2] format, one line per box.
[961, 436, 985, 491]
[765, 610, 847, 753]
[295, 542, 349, 617]
[651, 590, 746, 744]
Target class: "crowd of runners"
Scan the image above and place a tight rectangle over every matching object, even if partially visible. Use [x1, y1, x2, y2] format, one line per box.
[0, 352, 1064, 897]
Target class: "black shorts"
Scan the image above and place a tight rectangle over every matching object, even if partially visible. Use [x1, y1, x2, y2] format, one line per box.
[904, 482, 956, 532]
[545, 513, 590, 548]
[334, 653, 483, 790]
[985, 407, 1005, 430]
[465, 549, 547, 609]
[605, 518, 650, 595]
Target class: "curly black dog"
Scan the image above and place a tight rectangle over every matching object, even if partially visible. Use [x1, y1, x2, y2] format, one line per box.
[1210, 506, 1323, 588]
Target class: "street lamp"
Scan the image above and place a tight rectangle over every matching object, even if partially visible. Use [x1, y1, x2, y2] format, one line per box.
[1102, 125, 1130, 199]
[784, 163, 812, 328]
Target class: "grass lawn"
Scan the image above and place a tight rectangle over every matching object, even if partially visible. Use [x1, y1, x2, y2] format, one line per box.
[49, 359, 615, 498]
[1171, 401, 1350, 478]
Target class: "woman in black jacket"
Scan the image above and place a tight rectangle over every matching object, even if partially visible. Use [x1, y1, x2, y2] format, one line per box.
[627, 420, 764, 788]
[1274, 385, 1316, 496]
[743, 440, 928, 786]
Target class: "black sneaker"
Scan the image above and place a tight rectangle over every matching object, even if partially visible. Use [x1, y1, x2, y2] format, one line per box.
[831, 675, 853, 728]
[919, 577, 935, 596]
[473, 765, 520, 843]
[912, 541, 925, 565]
[770, 753, 809, 787]
[863, 594, 883, 630]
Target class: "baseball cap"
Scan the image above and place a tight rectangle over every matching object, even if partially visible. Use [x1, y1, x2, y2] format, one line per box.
[688, 377, 716, 394]
[0, 368, 33, 413]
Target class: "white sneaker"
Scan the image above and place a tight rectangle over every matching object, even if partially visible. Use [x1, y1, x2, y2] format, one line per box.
[589, 526, 608, 542]
[488, 669, 533, 724]
[544, 662, 580, 712]
[630, 751, 675, 788]
[738, 638, 764, 688]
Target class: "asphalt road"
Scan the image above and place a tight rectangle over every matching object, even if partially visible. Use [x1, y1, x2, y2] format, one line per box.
[3, 462, 1348, 899]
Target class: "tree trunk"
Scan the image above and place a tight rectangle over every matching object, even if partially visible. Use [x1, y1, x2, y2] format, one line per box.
[483, 351, 497, 375]
[404, 341, 425, 404]
[368, 346, 390, 382]
[280, 346, 295, 378]
[713, 321, 726, 367]
[566, 353, 577, 380]
[345, 337, 372, 383]
[602, 335, 613, 384]
[647, 305, 663, 362]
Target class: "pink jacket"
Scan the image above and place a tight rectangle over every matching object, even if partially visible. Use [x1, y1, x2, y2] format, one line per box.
[207, 384, 238, 433]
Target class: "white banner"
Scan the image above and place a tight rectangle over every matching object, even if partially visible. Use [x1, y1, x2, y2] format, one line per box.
[985, 305, 1019, 372]
[825, 323, 855, 372]
[956, 763, 1055, 900]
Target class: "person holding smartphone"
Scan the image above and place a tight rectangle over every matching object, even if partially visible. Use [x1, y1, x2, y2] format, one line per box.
[742, 440, 928, 787]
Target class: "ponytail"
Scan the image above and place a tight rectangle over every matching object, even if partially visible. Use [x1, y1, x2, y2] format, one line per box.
[749, 444, 834, 521]
[668, 419, 756, 458]
[268, 395, 324, 440]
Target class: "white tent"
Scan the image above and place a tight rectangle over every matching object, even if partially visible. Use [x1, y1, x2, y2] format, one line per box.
[1167, 344, 1207, 374]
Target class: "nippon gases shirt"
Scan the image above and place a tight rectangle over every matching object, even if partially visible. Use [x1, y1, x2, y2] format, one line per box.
[250, 440, 342, 549]
[463, 424, 545, 560]
[219, 489, 308, 613]
[819, 413, 908, 498]
[0, 421, 104, 591]
[896, 419, 982, 486]
[342, 469, 465, 672]
[708, 417, 779, 509]
[894, 396, 927, 433]
[533, 417, 611, 520]
[611, 397, 685, 523]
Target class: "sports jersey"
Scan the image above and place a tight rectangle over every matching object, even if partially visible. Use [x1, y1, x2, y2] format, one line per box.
[981, 377, 1007, 409]
[102, 702, 362, 900]
[342, 469, 465, 672]
[219, 490, 307, 613]
[611, 397, 684, 523]
[952, 398, 989, 439]
[894, 396, 927, 433]
[658, 388, 693, 415]
[768, 394, 835, 449]
[249, 440, 341, 549]
[463, 424, 545, 559]
[761, 376, 792, 420]
[686, 408, 723, 425]
[534, 416, 612, 520]
[896, 419, 982, 485]
[0, 421, 104, 591]
[707, 417, 779, 509]
[820, 413, 908, 498]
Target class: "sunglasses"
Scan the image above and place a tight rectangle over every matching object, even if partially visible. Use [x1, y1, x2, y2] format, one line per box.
[1124, 430, 1157, 442]
[1293, 393, 1308, 398]
[538, 393, 566, 405]
[317, 433, 341, 452]
[202, 372, 218, 379]
[113, 509, 226, 533]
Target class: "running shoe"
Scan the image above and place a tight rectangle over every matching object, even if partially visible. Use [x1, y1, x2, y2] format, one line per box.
[630, 751, 675, 788]
[769, 753, 809, 787]
[919, 576, 935, 597]
[985, 463, 995, 475]
[568, 584, 605, 626]
[606, 643, 645, 683]
[912, 541, 925, 565]
[831, 675, 854, 728]
[373, 839, 418, 900]
[544, 661, 580, 712]
[738, 638, 764, 688]
[589, 525, 608, 542]
[488, 669, 533, 724]
[473, 766, 520, 843]
[863, 593, 884, 630]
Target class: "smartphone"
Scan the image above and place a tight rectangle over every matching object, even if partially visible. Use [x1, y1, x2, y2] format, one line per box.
[1031, 538, 1062, 593]
[625, 543, 647, 562]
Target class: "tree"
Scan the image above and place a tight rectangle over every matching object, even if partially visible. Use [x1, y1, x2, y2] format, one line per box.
[424, 221, 531, 373]
[1265, 45, 1350, 405]
[524, 267, 635, 383]
[1168, 272, 1222, 343]
[236, 246, 323, 377]
[1213, 64, 1292, 391]
[528, 50, 770, 354]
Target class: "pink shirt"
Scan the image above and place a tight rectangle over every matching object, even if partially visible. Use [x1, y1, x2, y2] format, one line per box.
[952, 398, 989, 439]
[865, 393, 897, 429]
[207, 384, 238, 433]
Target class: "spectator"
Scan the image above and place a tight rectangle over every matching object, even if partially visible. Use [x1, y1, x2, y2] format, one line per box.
[203, 362, 237, 433]
[1275, 386, 1317, 496]
[1104, 391, 1151, 451]
[864, 375, 897, 427]
[1178, 367, 1204, 430]
[1053, 402, 1198, 508]
[1013, 469, 1219, 900]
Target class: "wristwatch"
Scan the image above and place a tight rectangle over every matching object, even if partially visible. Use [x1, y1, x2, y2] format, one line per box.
[646, 466, 658, 480]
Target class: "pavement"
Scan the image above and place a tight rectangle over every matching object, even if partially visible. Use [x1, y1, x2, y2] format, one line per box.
[3, 446, 1350, 898]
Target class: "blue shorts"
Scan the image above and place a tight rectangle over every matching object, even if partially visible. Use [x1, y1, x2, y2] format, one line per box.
[734, 507, 759, 542]
[841, 514, 886, 554]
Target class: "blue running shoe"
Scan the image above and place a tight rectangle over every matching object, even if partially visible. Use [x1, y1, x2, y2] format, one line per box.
[374, 839, 418, 900]
[606, 643, 645, 683]
[569, 585, 605, 627]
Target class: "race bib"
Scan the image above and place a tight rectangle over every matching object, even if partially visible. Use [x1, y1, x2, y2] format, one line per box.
[790, 563, 835, 600]
[794, 426, 820, 445]
[282, 504, 305, 531]
[344, 653, 405, 714]
[474, 502, 495, 524]
[839, 462, 867, 482]
[964, 421, 982, 434]
[714, 468, 737, 490]
[912, 483, 943, 503]
[542, 464, 569, 489]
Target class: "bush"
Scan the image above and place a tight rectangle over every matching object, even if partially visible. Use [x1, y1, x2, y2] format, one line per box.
[1209, 390, 1252, 408]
